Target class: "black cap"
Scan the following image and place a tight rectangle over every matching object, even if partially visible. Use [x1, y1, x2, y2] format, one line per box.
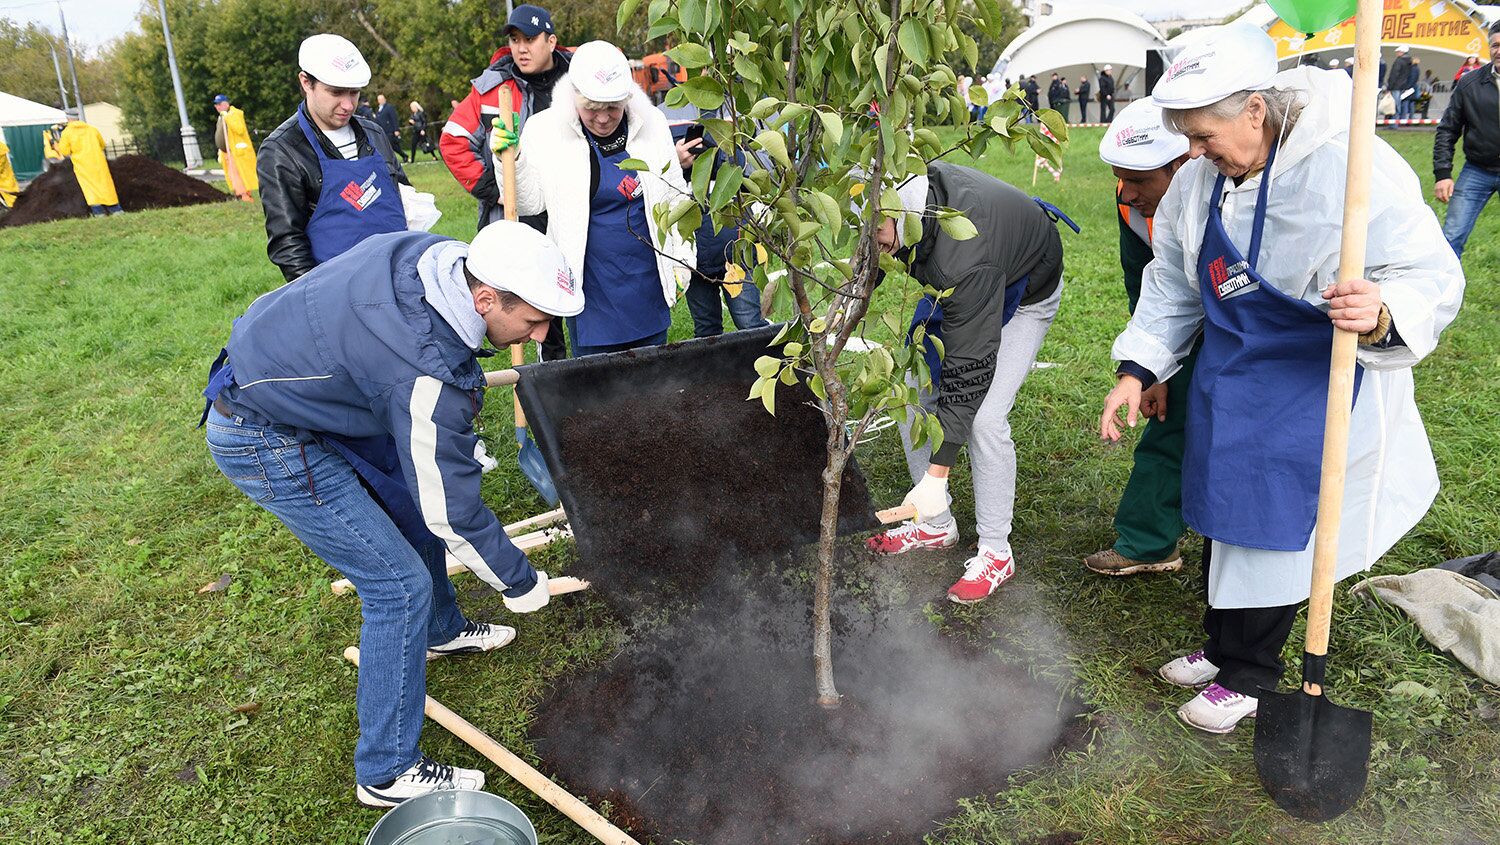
[505, 5, 554, 37]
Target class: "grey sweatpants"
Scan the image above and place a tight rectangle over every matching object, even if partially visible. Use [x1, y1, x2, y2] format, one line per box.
[899, 278, 1063, 551]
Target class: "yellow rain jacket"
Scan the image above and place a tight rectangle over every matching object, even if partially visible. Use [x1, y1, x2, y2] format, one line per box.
[0, 139, 18, 207]
[216, 106, 258, 195]
[56, 121, 120, 207]
[42, 125, 62, 161]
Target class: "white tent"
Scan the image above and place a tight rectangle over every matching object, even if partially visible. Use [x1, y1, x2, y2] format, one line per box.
[0, 91, 65, 128]
[991, 5, 1166, 101]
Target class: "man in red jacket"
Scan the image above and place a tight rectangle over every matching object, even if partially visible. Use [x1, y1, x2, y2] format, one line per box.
[442, 5, 571, 357]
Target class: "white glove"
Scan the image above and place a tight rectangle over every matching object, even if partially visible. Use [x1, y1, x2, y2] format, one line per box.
[502, 569, 550, 614]
[902, 473, 950, 522]
[473, 439, 499, 474]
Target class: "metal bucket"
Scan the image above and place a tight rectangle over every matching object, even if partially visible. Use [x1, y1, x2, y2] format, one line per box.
[365, 789, 537, 845]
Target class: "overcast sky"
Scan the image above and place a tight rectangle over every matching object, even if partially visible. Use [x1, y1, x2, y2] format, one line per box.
[4, 0, 1249, 50]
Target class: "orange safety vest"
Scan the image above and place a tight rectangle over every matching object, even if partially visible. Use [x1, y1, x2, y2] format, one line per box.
[1117, 179, 1153, 244]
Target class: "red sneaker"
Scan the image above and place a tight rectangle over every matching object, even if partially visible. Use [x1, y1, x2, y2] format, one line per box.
[947, 546, 1016, 604]
[865, 520, 960, 555]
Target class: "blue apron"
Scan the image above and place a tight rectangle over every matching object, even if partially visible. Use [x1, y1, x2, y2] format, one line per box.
[906, 197, 1079, 381]
[568, 137, 671, 348]
[1181, 142, 1362, 551]
[295, 109, 407, 266]
[199, 351, 441, 549]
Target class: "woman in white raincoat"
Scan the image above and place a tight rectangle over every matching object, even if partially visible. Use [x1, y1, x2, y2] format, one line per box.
[1099, 25, 1465, 734]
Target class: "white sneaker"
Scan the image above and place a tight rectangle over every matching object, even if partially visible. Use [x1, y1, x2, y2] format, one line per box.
[427, 621, 516, 660]
[1159, 649, 1220, 687]
[1177, 683, 1258, 734]
[355, 755, 485, 808]
[865, 519, 960, 555]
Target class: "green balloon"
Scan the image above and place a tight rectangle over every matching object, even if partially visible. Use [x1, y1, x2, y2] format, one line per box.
[1268, 0, 1359, 34]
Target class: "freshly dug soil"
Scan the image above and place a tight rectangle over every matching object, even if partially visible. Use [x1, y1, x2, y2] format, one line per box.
[0, 155, 227, 228]
[553, 377, 875, 609]
[533, 568, 1085, 845]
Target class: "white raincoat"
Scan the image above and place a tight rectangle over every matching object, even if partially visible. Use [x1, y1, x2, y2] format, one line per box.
[1112, 67, 1465, 609]
[510, 75, 694, 306]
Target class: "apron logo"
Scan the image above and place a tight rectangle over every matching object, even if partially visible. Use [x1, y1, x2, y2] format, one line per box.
[617, 174, 642, 200]
[1208, 256, 1257, 300]
[339, 172, 382, 211]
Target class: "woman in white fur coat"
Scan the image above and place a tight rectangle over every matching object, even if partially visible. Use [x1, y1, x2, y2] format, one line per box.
[497, 40, 694, 357]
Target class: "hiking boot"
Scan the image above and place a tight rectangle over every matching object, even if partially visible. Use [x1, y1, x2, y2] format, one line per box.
[355, 755, 485, 808]
[427, 621, 515, 660]
[1084, 547, 1182, 576]
[1159, 649, 1220, 687]
[866, 519, 959, 555]
[1177, 683, 1257, 734]
[947, 546, 1016, 604]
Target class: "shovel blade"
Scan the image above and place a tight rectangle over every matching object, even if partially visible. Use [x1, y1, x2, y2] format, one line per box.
[1253, 687, 1372, 821]
[515, 427, 559, 506]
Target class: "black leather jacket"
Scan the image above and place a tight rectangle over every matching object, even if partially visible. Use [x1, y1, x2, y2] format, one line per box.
[256, 104, 409, 282]
[1434, 64, 1500, 182]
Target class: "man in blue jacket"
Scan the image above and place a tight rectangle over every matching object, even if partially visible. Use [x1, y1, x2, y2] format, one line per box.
[201, 221, 583, 807]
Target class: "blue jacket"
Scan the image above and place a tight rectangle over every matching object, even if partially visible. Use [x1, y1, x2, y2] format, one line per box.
[219, 231, 535, 597]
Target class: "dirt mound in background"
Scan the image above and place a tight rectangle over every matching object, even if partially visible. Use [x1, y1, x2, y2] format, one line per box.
[0, 155, 228, 228]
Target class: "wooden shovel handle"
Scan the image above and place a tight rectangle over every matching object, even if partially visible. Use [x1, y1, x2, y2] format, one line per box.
[342, 647, 641, 845]
[495, 94, 535, 429]
[510, 344, 529, 428]
[1304, 0, 1380, 695]
[876, 504, 916, 524]
[485, 368, 521, 387]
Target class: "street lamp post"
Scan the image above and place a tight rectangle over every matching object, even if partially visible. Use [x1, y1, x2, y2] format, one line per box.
[156, 0, 203, 169]
[56, 2, 85, 121]
[49, 44, 70, 112]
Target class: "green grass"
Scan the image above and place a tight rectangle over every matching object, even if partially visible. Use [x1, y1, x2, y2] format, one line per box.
[0, 132, 1496, 844]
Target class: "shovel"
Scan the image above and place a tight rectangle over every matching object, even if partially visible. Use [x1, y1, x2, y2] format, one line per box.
[495, 96, 559, 505]
[1252, 0, 1377, 821]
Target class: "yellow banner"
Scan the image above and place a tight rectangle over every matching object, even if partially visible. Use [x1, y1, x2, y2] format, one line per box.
[1266, 0, 1487, 59]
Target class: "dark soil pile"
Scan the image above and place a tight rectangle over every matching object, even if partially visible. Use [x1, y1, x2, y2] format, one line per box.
[0, 155, 227, 228]
[533, 567, 1085, 845]
[553, 377, 874, 609]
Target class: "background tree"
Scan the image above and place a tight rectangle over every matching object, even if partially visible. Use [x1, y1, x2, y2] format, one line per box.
[618, 0, 1064, 708]
[0, 18, 120, 108]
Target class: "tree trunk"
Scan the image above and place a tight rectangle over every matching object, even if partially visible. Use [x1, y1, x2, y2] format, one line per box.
[813, 433, 847, 710]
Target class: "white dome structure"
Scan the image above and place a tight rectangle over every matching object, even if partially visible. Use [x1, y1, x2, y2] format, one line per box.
[991, 4, 1167, 101]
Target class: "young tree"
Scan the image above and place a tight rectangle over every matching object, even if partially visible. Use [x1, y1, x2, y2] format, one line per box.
[617, 0, 1065, 708]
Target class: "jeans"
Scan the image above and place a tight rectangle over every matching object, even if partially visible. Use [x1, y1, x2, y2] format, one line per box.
[1394, 91, 1414, 120]
[204, 407, 466, 785]
[567, 327, 669, 358]
[1442, 163, 1500, 258]
[684, 270, 769, 337]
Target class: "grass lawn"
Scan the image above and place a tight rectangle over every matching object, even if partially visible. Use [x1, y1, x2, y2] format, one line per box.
[0, 128, 1496, 844]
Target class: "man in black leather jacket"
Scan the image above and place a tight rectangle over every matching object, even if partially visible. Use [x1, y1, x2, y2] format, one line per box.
[257, 36, 410, 283]
[1433, 21, 1500, 258]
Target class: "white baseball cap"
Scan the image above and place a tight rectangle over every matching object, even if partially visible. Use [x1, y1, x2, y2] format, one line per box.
[1327, 59, 1340, 68]
[1394, 45, 1409, 54]
[569, 41, 635, 103]
[466, 221, 584, 317]
[1099, 99, 1190, 171]
[1153, 23, 1278, 110]
[298, 34, 371, 88]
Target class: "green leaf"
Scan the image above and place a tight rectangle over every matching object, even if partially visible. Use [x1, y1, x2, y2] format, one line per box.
[925, 413, 944, 452]
[901, 212, 922, 247]
[809, 374, 828, 400]
[678, 0, 706, 33]
[968, 84, 989, 108]
[960, 32, 978, 71]
[778, 366, 798, 385]
[668, 42, 713, 68]
[747, 376, 767, 400]
[817, 110, 844, 146]
[707, 165, 743, 212]
[700, 118, 734, 151]
[794, 220, 823, 242]
[647, 16, 680, 39]
[679, 76, 726, 111]
[749, 97, 780, 120]
[753, 355, 780, 378]
[1038, 108, 1069, 143]
[754, 130, 792, 170]
[732, 52, 763, 84]
[761, 380, 777, 415]
[783, 341, 804, 357]
[616, 0, 645, 32]
[617, 157, 650, 172]
[806, 190, 841, 230]
[873, 44, 889, 84]
[989, 114, 1010, 137]
[691, 151, 715, 203]
[897, 18, 929, 68]
[937, 214, 978, 241]
[972, 0, 1008, 39]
